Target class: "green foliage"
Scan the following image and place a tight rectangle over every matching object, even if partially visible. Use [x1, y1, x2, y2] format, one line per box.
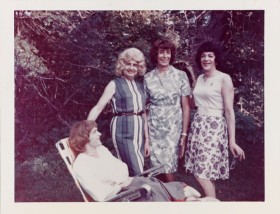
[15, 37, 49, 75]
[15, 149, 83, 202]
[221, 11, 264, 125]
[235, 109, 263, 144]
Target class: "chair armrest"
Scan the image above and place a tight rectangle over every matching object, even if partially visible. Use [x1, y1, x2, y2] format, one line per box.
[135, 164, 166, 177]
[105, 184, 152, 202]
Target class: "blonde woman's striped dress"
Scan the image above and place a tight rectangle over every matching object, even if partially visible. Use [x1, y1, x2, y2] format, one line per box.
[110, 77, 146, 176]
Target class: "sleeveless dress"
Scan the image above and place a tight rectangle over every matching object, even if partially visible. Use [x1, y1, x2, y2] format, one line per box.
[110, 77, 146, 176]
[144, 66, 191, 173]
[185, 72, 229, 180]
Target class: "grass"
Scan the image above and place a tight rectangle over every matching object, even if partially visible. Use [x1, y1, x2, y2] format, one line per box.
[176, 141, 264, 201]
[15, 140, 264, 202]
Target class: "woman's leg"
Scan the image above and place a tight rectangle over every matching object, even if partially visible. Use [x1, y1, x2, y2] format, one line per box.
[196, 177, 216, 198]
[125, 177, 178, 201]
[111, 116, 144, 176]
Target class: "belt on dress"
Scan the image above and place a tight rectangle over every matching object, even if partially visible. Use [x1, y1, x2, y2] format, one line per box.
[113, 111, 144, 117]
[197, 106, 224, 117]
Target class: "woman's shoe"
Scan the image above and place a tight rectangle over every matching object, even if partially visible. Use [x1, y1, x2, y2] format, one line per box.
[184, 186, 201, 198]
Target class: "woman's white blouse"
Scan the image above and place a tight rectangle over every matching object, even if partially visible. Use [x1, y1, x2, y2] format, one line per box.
[73, 145, 129, 201]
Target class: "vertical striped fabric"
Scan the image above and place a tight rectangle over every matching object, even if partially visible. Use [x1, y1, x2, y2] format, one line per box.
[110, 78, 146, 176]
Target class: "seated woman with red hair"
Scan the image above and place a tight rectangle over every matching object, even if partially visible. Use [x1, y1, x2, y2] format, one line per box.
[68, 120, 201, 202]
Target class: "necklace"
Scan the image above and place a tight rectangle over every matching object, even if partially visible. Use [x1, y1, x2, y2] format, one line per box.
[203, 71, 220, 83]
[203, 75, 208, 82]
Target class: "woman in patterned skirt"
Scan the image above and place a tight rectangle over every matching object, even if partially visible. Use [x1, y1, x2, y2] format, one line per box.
[144, 39, 192, 182]
[184, 41, 245, 198]
[87, 47, 150, 176]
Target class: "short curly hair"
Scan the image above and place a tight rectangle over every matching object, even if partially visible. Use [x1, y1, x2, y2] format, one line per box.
[150, 39, 176, 65]
[115, 47, 147, 77]
[195, 41, 223, 70]
[69, 120, 97, 155]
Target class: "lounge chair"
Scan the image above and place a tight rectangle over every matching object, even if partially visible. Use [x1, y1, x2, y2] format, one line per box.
[55, 138, 164, 202]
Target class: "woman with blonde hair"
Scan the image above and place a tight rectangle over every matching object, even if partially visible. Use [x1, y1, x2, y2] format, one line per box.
[87, 47, 150, 176]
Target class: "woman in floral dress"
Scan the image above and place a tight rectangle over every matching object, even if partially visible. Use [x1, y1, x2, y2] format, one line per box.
[184, 41, 245, 198]
[144, 39, 192, 182]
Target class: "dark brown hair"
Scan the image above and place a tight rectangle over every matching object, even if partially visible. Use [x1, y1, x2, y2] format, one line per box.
[150, 38, 176, 65]
[195, 41, 223, 70]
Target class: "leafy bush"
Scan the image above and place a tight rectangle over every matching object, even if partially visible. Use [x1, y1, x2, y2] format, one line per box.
[15, 147, 83, 202]
[235, 109, 263, 144]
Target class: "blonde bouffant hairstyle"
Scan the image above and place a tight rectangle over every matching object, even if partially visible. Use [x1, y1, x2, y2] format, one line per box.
[69, 120, 97, 155]
[115, 47, 147, 77]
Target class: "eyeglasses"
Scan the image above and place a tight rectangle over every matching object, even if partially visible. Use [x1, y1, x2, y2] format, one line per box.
[230, 157, 238, 170]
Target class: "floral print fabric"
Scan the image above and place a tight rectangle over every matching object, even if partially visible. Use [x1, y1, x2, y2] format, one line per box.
[144, 66, 191, 173]
[185, 112, 229, 180]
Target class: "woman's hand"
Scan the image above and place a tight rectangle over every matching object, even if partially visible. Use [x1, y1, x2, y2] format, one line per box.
[230, 143, 245, 161]
[144, 140, 150, 157]
[119, 177, 133, 189]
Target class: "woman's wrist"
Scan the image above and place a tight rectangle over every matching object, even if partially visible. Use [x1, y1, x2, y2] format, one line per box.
[180, 133, 187, 146]
[144, 138, 149, 144]
[229, 138, 236, 145]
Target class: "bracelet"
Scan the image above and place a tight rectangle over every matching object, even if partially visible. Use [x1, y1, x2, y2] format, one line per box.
[181, 133, 188, 136]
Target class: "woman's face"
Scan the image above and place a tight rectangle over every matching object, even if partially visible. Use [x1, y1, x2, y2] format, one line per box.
[157, 48, 171, 67]
[200, 52, 216, 71]
[123, 59, 138, 80]
[89, 127, 102, 147]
